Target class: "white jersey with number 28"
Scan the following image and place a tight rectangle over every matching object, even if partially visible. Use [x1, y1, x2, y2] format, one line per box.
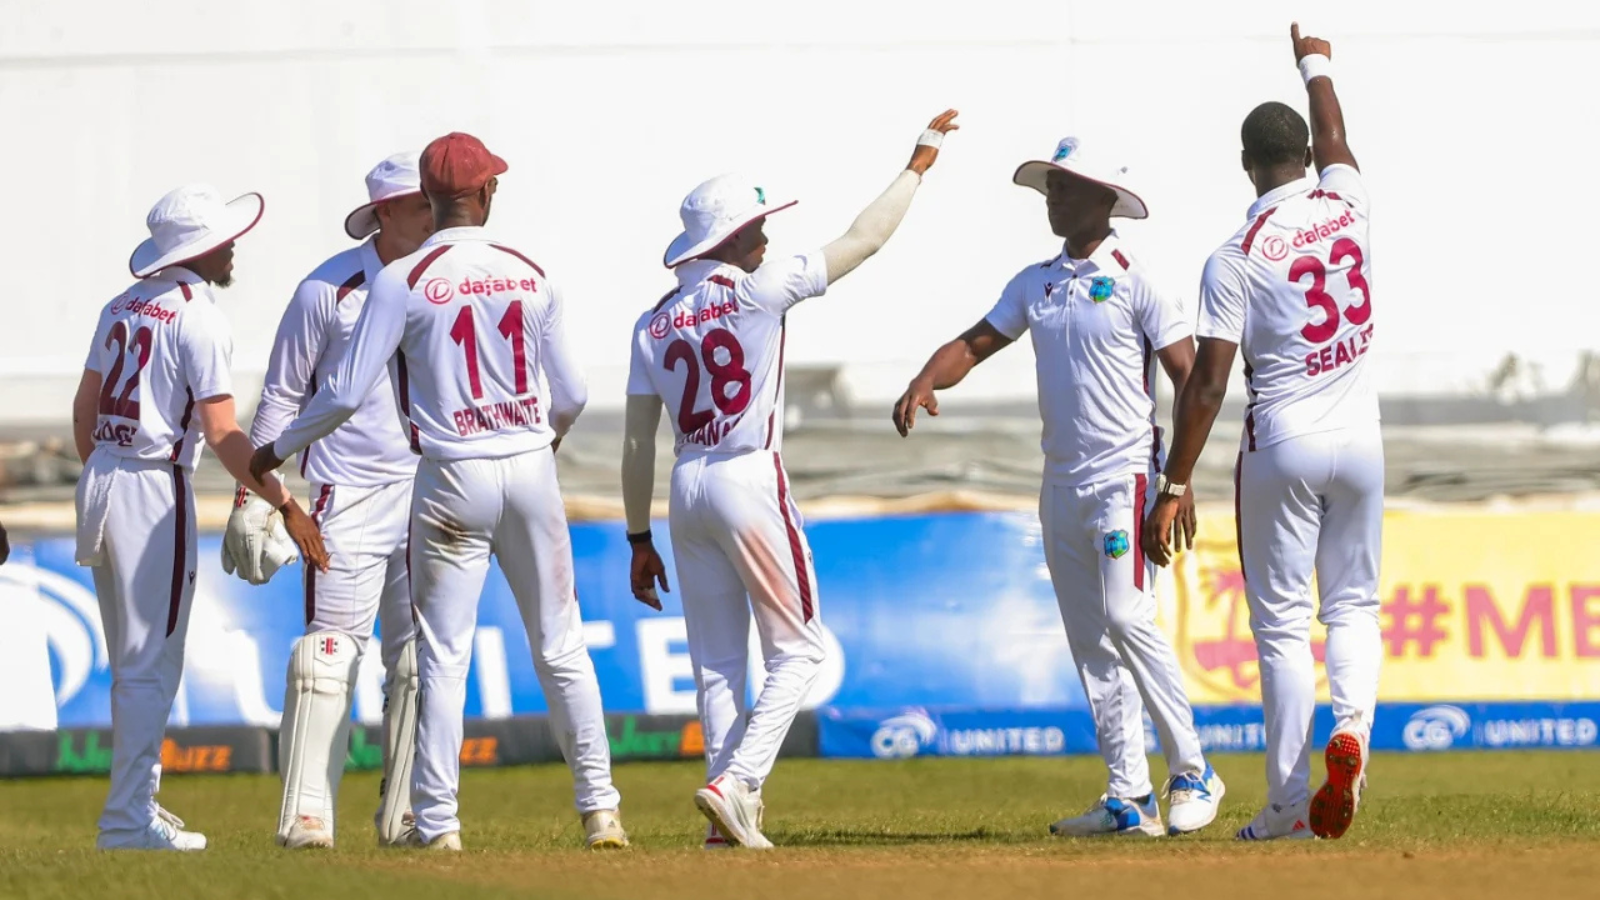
[1197, 163, 1378, 451]
[627, 254, 829, 457]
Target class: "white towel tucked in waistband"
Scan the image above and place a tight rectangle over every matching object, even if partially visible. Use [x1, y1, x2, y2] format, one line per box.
[74, 451, 120, 567]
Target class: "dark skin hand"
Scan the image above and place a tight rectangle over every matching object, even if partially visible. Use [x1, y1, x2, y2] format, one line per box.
[0, 520, 9, 566]
[630, 543, 670, 611]
[1144, 336, 1234, 566]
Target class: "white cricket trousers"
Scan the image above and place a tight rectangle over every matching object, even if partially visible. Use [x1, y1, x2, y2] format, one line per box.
[408, 449, 618, 841]
[1039, 472, 1205, 799]
[669, 450, 825, 790]
[76, 452, 197, 837]
[1237, 423, 1384, 809]
[303, 479, 415, 673]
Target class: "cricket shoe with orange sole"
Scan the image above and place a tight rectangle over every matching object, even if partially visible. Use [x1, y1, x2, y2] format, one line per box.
[1310, 727, 1368, 839]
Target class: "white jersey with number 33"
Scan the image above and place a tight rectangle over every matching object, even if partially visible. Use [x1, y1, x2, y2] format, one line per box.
[627, 254, 829, 457]
[1197, 164, 1378, 451]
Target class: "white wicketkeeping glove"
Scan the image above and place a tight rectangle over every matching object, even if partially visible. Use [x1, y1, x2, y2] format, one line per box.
[257, 506, 301, 584]
[222, 490, 266, 584]
[222, 492, 300, 586]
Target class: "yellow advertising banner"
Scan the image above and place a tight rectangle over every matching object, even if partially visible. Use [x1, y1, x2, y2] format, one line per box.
[1158, 507, 1600, 704]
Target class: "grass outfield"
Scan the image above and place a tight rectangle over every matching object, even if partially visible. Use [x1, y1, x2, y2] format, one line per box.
[3, 752, 1599, 899]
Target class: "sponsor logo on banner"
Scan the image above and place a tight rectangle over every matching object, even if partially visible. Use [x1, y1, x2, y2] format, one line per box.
[608, 716, 705, 760]
[850, 708, 1072, 759]
[1404, 705, 1472, 750]
[1169, 509, 1600, 706]
[54, 732, 237, 773]
[55, 731, 113, 773]
[870, 709, 939, 759]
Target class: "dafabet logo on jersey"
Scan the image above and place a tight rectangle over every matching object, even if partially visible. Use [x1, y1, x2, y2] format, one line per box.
[424, 277, 454, 304]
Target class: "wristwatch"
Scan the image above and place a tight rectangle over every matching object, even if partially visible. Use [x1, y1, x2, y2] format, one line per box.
[1155, 474, 1187, 499]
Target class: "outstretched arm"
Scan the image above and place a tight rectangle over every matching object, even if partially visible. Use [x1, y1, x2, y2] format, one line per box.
[821, 109, 960, 284]
[892, 319, 1014, 436]
[1292, 22, 1357, 172]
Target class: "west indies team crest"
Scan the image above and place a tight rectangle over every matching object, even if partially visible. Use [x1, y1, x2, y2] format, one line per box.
[1089, 275, 1116, 303]
[1103, 530, 1130, 560]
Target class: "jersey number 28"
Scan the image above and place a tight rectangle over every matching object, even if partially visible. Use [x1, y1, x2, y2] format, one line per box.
[664, 328, 751, 434]
[1291, 237, 1371, 344]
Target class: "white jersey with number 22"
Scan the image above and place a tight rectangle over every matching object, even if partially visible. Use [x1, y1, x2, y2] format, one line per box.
[1197, 163, 1378, 451]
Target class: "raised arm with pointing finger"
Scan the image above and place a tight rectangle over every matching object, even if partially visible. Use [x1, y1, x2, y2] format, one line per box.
[621, 110, 960, 605]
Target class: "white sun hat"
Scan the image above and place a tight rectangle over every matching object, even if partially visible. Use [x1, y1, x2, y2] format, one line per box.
[663, 174, 797, 268]
[1012, 137, 1149, 219]
[343, 151, 424, 240]
[129, 184, 264, 278]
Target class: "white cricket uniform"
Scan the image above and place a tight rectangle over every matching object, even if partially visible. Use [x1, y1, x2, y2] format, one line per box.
[273, 226, 617, 841]
[74, 268, 228, 838]
[986, 232, 1204, 799]
[626, 255, 828, 790]
[1197, 164, 1383, 809]
[249, 239, 416, 670]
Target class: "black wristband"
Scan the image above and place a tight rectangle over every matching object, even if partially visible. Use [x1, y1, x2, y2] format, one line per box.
[626, 529, 653, 546]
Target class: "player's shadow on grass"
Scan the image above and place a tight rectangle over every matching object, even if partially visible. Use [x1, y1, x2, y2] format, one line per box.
[775, 827, 1001, 847]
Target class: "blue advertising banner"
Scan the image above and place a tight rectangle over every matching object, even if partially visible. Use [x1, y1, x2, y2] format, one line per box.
[818, 702, 1600, 759]
[1, 512, 1079, 732]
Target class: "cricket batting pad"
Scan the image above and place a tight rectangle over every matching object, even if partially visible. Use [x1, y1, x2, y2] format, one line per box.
[375, 637, 419, 845]
[277, 632, 360, 844]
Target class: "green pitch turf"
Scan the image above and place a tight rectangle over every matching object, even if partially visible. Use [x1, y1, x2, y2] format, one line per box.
[4, 752, 1599, 899]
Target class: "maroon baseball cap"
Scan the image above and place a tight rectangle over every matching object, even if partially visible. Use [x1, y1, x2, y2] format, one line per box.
[419, 132, 508, 198]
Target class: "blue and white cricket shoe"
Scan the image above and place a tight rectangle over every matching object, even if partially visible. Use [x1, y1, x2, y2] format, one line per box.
[1050, 794, 1164, 837]
[1165, 763, 1226, 835]
[1235, 800, 1313, 841]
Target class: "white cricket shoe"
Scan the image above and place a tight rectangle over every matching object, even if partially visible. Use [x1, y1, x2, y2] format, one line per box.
[702, 822, 731, 850]
[152, 804, 186, 830]
[1235, 800, 1313, 841]
[1310, 727, 1369, 839]
[1049, 794, 1164, 837]
[97, 817, 208, 852]
[1165, 763, 1226, 835]
[409, 830, 462, 851]
[695, 774, 773, 849]
[583, 809, 630, 849]
[277, 814, 334, 849]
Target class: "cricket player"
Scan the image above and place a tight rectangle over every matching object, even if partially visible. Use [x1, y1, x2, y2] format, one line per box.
[231, 152, 433, 849]
[72, 184, 328, 851]
[620, 110, 959, 849]
[1144, 24, 1380, 841]
[250, 132, 625, 852]
[894, 136, 1224, 838]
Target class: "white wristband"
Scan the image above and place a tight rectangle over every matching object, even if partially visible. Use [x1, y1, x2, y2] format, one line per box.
[1299, 53, 1333, 85]
[916, 129, 944, 149]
